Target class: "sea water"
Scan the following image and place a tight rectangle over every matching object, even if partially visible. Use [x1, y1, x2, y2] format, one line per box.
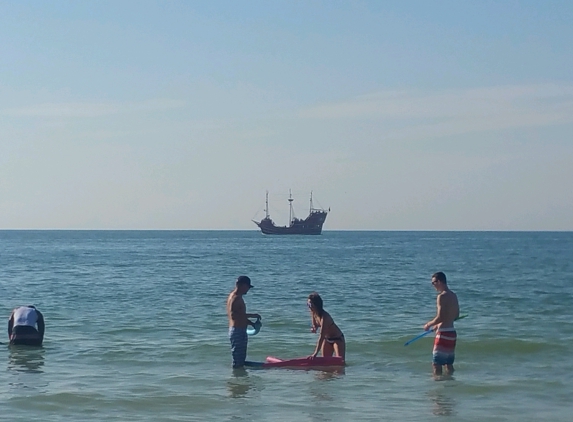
[0, 230, 572, 421]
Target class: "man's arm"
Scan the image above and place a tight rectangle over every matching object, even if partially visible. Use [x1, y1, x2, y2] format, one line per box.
[424, 295, 445, 331]
[36, 310, 45, 340]
[245, 313, 261, 327]
[8, 311, 14, 338]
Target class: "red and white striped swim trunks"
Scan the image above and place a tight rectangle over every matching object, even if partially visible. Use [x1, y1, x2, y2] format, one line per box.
[432, 328, 457, 365]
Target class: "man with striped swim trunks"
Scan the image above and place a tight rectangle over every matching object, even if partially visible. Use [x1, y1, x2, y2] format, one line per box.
[226, 276, 261, 368]
[424, 272, 459, 377]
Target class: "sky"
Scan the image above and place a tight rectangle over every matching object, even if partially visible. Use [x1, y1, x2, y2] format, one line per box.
[1, 0, 572, 230]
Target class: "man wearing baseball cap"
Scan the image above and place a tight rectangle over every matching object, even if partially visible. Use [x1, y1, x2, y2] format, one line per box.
[226, 275, 261, 368]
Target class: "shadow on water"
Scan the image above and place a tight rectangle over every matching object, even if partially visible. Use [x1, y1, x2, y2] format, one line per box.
[309, 383, 333, 403]
[227, 368, 252, 398]
[427, 382, 457, 417]
[305, 369, 346, 422]
[8, 345, 46, 373]
[309, 369, 346, 402]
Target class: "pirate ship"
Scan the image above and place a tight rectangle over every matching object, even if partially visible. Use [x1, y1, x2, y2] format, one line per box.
[253, 191, 328, 235]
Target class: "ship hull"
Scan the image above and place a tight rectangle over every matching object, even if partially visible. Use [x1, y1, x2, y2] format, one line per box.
[254, 211, 328, 235]
[257, 224, 324, 235]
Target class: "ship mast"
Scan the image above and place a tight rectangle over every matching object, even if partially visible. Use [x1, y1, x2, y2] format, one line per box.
[265, 190, 269, 219]
[288, 189, 294, 226]
[310, 191, 313, 213]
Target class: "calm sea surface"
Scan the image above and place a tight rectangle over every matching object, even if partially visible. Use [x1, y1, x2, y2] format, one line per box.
[1, 230, 572, 421]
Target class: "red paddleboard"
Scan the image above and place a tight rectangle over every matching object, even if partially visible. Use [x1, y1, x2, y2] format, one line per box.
[263, 356, 345, 367]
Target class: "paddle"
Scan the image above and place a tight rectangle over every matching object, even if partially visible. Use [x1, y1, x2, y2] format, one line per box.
[403, 330, 433, 346]
[404, 314, 467, 346]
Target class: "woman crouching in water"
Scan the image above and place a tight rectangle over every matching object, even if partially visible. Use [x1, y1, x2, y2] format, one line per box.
[307, 292, 346, 361]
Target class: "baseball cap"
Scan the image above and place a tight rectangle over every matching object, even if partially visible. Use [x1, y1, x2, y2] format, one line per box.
[237, 275, 253, 288]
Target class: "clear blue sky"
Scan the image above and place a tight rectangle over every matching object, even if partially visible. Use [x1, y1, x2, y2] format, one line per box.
[1, 0, 572, 230]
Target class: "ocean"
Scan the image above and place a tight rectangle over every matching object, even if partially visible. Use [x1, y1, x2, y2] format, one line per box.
[0, 230, 572, 421]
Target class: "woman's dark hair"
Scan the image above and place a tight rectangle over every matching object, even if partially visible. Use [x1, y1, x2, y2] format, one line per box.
[308, 292, 324, 317]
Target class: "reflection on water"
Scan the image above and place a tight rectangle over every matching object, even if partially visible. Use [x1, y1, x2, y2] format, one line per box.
[309, 368, 344, 404]
[427, 386, 457, 417]
[227, 368, 251, 398]
[309, 368, 346, 401]
[307, 369, 346, 422]
[313, 368, 346, 381]
[311, 369, 346, 399]
[8, 345, 46, 373]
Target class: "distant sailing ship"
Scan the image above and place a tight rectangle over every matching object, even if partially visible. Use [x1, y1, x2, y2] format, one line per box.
[253, 191, 329, 235]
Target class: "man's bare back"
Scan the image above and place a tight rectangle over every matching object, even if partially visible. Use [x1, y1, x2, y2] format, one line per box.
[435, 289, 459, 329]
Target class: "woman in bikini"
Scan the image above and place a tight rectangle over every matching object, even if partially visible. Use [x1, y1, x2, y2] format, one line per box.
[307, 292, 346, 361]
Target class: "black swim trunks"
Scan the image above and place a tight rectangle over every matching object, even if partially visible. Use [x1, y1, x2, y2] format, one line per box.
[10, 326, 43, 346]
[325, 333, 345, 344]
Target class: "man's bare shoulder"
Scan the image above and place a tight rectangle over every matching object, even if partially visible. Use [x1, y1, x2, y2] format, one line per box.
[229, 293, 245, 307]
[438, 289, 458, 304]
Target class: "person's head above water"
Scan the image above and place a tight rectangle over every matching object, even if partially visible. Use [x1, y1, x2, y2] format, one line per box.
[307, 292, 324, 317]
